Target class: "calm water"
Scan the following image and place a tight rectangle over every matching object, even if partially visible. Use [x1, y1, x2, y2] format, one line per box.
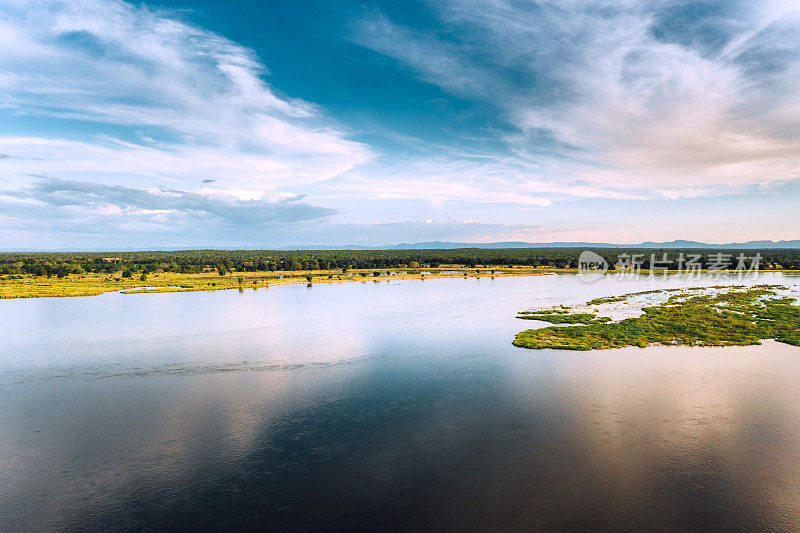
[3, 274, 800, 531]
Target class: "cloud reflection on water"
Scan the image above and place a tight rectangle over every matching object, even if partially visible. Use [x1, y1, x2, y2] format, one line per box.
[3, 275, 800, 529]
[4, 343, 800, 530]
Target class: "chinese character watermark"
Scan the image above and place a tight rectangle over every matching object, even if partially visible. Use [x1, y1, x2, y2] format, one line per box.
[577, 251, 761, 282]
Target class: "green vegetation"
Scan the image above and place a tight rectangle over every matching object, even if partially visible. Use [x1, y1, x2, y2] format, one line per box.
[0, 264, 552, 299]
[585, 296, 625, 305]
[517, 310, 611, 324]
[0, 248, 583, 299]
[1, 247, 799, 299]
[513, 286, 800, 351]
[0, 272, 273, 299]
[2, 247, 800, 278]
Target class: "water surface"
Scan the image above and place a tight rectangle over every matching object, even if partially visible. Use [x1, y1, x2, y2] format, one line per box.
[3, 274, 800, 530]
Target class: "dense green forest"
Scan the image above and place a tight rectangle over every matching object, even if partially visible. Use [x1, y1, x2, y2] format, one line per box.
[1, 248, 799, 278]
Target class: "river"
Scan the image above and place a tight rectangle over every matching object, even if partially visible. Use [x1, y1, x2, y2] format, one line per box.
[2, 274, 800, 530]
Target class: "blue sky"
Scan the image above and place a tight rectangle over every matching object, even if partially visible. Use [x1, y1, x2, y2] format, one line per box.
[1, 0, 799, 248]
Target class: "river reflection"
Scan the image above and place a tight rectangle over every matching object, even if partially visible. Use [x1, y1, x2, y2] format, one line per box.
[2, 274, 800, 530]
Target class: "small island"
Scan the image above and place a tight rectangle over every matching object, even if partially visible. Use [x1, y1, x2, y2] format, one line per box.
[514, 285, 800, 350]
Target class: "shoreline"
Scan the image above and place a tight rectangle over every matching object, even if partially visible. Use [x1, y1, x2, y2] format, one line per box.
[1, 268, 798, 300]
[0, 268, 559, 299]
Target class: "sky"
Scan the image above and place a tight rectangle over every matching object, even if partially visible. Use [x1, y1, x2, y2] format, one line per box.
[1, 0, 800, 248]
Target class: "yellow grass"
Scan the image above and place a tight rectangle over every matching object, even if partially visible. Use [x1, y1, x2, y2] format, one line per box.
[0, 267, 559, 299]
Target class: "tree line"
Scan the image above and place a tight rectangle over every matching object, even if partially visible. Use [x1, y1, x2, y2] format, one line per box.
[1, 248, 799, 277]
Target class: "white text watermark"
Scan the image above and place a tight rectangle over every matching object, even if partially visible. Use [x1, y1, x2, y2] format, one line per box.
[578, 251, 762, 283]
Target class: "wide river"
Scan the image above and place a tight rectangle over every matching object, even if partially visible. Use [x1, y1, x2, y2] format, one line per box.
[3, 273, 800, 531]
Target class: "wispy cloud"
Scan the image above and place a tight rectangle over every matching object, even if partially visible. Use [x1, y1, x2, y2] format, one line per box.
[1, 0, 799, 247]
[352, 0, 800, 196]
[0, 176, 336, 249]
[2, 177, 336, 223]
[329, 156, 647, 208]
[0, 0, 371, 193]
[0, 177, 556, 247]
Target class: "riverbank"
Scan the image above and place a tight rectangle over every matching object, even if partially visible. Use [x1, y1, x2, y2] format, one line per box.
[2, 267, 798, 299]
[0, 267, 560, 299]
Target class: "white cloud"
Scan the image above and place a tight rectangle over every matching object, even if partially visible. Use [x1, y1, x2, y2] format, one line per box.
[353, 0, 800, 196]
[2, 0, 800, 247]
[0, 0, 371, 192]
[0, 177, 336, 223]
[325, 156, 647, 208]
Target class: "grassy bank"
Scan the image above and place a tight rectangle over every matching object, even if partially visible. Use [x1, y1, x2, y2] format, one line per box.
[2, 267, 798, 300]
[513, 285, 800, 350]
[0, 267, 555, 299]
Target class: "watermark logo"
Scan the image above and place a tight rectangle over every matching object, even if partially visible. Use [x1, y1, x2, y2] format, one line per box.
[578, 250, 762, 283]
[578, 250, 609, 283]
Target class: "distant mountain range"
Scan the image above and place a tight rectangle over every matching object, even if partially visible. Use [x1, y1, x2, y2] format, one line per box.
[5, 239, 800, 252]
[283, 240, 800, 250]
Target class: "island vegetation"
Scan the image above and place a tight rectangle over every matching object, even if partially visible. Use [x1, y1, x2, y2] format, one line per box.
[513, 285, 800, 350]
[517, 309, 612, 324]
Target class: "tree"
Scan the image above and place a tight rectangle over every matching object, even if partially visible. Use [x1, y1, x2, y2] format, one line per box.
[140, 273, 148, 282]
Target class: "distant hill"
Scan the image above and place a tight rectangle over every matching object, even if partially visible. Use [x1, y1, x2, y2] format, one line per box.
[280, 240, 800, 250]
[4, 239, 800, 252]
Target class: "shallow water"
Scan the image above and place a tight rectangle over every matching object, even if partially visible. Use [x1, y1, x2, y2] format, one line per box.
[2, 274, 800, 530]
